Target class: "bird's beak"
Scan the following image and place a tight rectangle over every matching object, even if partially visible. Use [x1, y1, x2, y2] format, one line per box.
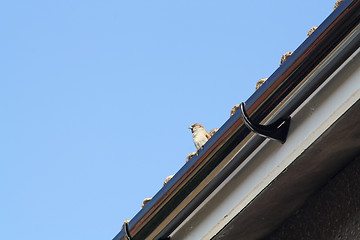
[188, 126, 192, 129]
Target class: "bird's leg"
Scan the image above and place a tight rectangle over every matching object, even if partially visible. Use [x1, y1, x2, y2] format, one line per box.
[196, 145, 205, 156]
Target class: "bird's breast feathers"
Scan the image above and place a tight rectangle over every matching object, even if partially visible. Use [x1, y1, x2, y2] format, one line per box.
[192, 129, 210, 148]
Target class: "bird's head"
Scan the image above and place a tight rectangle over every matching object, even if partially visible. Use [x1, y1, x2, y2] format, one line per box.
[188, 123, 204, 132]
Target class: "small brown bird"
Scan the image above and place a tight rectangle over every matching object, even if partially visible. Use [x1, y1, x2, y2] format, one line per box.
[189, 123, 211, 151]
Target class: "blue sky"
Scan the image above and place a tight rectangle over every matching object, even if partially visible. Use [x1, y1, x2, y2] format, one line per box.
[1, 1, 335, 239]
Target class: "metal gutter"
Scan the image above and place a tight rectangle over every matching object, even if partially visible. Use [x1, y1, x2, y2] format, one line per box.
[113, 1, 360, 239]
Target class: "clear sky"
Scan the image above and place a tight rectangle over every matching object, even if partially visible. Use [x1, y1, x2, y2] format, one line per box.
[1, 1, 336, 239]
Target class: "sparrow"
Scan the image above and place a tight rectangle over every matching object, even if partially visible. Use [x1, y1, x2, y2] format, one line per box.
[186, 129, 218, 162]
[189, 123, 211, 151]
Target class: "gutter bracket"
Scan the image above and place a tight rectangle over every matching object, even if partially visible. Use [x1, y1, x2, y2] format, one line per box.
[240, 102, 291, 144]
[124, 222, 133, 240]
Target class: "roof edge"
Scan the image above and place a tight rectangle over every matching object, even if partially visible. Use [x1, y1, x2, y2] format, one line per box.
[113, 1, 360, 239]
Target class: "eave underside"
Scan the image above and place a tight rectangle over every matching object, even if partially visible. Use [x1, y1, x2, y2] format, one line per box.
[212, 99, 360, 240]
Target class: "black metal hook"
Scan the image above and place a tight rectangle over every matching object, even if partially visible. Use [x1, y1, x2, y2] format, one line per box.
[123, 222, 133, 240]
[240, 102, 291, 144]
[123, 222, 170, 240]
